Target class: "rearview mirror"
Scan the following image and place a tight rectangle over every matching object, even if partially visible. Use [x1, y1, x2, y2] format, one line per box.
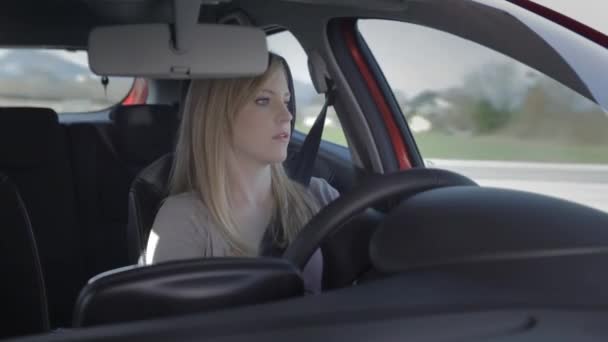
[88, 24, 269, 79]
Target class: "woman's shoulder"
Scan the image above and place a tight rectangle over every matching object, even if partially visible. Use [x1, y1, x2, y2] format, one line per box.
[146, 192, 213, 264]
[160, 192, 206, 211]
[308, 177, 340, 206]
[155, 192, 211, 225]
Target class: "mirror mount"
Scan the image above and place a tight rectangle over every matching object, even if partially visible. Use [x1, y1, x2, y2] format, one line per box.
[173, 0, 234, 53]
[173, 0, 199, 53]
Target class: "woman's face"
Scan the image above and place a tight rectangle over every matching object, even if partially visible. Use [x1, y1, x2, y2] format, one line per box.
[231, 68, 292, 166]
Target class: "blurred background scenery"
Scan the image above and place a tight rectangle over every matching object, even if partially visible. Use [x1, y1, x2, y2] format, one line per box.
[0, 49, 132, 112]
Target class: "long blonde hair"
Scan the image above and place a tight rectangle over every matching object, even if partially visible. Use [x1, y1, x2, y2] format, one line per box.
[170, 55, 320, 256]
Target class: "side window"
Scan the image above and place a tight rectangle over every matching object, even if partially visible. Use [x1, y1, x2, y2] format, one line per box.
[267, 31, 347, 147]
[359, 19, 608, 213]
[0, 48, 133, 113]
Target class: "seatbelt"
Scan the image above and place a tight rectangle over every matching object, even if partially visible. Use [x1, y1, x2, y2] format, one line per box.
[289, 79, 335, 187]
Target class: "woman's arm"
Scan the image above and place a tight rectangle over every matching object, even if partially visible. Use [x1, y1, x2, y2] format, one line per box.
[309, 177, 340, 206]
[303, 177, 340, 293]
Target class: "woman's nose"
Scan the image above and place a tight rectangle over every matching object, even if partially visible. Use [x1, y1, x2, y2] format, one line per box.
[278, 104, 293, 123]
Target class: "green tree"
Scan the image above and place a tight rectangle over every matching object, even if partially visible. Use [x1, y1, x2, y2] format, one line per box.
[472, 99, 512, 134]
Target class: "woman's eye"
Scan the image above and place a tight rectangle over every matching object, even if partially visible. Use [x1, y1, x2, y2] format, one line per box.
[255, 97, 270, 105]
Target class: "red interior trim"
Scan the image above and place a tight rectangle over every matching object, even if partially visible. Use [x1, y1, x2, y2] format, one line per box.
[122, 78, 149, 105]
[507, 0, 608, 49]
[341, 21, 411, 170]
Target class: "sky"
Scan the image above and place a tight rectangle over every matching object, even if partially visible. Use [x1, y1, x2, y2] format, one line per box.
[0, 49, 88, 66]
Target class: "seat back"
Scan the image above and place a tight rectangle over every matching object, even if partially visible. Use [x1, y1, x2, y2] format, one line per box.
[73, 258, 303, 327]
[68, 104, 180, 275]
[0, 108, 85, 327]
[0, 173, 49, 338]
[127, 153, 173, 263]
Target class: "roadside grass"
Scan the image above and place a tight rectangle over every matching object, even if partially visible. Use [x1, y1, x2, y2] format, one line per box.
[415, 132, 608, 164]
[295, 124, 608, 164]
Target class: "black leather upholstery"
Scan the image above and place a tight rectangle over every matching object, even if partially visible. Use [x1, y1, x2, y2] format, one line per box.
[127, 153, 174, 263]
[111, 104, 180, 176]
[0, 108, 85, 327]
[68, 123, 133, 278]
[0, 173, 49, 338]
[68, 104, 180, 276]
[73, 258, 304, 327]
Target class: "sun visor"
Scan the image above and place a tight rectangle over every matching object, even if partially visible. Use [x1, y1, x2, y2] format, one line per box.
[88, 24, 269, 79]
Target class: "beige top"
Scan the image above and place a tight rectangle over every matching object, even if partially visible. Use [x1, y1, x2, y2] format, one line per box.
[144, 177, 340, 293]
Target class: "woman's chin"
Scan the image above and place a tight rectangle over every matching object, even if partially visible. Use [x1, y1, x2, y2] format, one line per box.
[265, 151, 288, 164]
[272, 155, 289, 164]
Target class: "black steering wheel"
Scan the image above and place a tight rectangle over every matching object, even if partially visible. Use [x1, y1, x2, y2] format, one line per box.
[283, 168, 477, 269]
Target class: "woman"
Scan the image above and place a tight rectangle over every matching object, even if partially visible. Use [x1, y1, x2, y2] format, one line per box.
[144, 54, 339, 293]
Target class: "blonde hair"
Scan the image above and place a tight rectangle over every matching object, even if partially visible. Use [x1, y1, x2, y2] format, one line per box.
[170, 55, 320, 256]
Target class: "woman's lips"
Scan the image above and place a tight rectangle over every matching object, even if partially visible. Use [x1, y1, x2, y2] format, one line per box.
[273, 132, 290, 140]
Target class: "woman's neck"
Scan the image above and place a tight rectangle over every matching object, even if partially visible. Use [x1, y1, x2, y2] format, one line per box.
[227, 152, 273, 210]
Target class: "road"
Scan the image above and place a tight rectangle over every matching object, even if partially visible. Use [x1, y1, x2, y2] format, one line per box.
[427, 159, 608, 213]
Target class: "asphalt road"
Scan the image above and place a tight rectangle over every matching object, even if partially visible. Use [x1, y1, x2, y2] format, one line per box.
[427, 159, 608, 213]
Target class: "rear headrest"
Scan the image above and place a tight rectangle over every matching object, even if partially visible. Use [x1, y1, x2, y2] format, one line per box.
[111, 104, 180, 165]
[0, 108, 60, 168]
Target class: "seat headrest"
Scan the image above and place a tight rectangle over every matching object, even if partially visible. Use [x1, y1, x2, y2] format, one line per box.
[0, 108, 60, 168]
[111, 104, 180, 165]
